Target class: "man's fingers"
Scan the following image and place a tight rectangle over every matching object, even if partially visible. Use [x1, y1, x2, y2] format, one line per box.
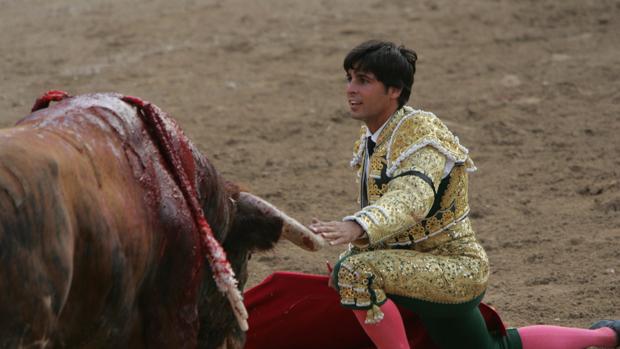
[320, 232, 341, 239]
[322, 231, 357, 246]
[311, 221, 340, 233]
[330, 236, 349, 246]
[320, 222, 340, 230]
[309, 220, 327, 233]
[311, 225, 331, 234]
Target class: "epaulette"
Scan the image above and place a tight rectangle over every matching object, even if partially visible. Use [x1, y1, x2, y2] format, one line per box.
[386, 107, 476, 177]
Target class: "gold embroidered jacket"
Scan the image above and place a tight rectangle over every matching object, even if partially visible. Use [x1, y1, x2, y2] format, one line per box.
[344, 106, 478, 251]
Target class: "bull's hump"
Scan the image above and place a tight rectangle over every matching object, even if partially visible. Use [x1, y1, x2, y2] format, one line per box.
[19, 93, 138, 137]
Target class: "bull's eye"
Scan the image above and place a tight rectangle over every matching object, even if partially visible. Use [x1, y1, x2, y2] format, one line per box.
[247, 252, 253, 261]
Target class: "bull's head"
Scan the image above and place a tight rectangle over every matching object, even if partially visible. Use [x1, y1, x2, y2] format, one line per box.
[197, 190, 325, 349]
[223, 192, 326, 287]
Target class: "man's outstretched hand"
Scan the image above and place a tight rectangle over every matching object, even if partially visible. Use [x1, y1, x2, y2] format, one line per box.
[309, 219, 365, 246]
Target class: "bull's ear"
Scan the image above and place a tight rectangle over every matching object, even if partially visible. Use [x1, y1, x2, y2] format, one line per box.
[224, 200, 283, 253]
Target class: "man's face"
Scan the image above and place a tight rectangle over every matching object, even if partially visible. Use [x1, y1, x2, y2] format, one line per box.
[346, 69, 400, 129]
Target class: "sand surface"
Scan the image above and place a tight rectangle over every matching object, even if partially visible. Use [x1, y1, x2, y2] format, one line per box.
[1, 0, 618, 336]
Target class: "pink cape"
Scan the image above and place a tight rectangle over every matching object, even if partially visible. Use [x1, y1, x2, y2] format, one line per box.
[244, 272, 507, 349]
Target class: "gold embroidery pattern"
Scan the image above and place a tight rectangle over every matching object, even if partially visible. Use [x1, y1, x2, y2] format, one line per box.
[367, 182, 388, 201]
[387, 202, 463, 245]
[339, 238, 488, 305]
[369, 153, 385, 173]
[356, 147, 445, 245]
[383, 166, 470, 249]
[357, 148, 472, 248]
[374, 108, 406, 148]
[387, 109, 471, 169]
[443, 165, 469, 213]
[337, 258, 388, 308]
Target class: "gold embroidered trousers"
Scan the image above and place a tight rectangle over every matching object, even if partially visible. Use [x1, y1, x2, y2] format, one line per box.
[335, 217, 488, 322]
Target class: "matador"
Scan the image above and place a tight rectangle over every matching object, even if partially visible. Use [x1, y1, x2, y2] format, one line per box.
[309, 40, 619, 349]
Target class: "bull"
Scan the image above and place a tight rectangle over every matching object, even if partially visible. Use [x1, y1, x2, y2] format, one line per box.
[0, 92, 325, 348]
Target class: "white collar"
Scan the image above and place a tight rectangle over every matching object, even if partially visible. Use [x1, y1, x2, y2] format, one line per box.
[365, 118, 389, 143]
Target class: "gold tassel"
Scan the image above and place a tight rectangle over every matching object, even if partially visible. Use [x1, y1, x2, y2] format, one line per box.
[364, 304, 384, 324]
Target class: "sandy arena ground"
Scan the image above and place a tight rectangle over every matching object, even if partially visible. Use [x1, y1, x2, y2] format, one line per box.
[1, 0, 618, 342]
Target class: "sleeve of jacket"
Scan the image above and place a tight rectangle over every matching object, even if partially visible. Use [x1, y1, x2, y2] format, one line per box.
[344, 145, 446, 246]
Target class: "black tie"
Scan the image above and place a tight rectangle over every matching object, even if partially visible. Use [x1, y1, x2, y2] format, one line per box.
[361, 137, 375, 208]
[367, 137, 376, 157]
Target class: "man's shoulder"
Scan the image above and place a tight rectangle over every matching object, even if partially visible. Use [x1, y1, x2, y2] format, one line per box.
[385, 107, 475, 175]
[387, 106, 455, 152]
[393, 107, 448, 136]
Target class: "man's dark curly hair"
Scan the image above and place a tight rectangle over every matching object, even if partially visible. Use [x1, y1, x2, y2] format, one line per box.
[343, 40, 418, 108]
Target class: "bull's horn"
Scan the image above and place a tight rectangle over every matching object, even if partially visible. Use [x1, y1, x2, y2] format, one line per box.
[238, 192, 327, 251]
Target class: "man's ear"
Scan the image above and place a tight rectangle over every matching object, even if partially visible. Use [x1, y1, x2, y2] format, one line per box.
[387, 86, 402, 101]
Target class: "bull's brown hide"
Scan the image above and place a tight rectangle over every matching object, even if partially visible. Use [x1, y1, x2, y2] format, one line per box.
[0, 93, 262, 348]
